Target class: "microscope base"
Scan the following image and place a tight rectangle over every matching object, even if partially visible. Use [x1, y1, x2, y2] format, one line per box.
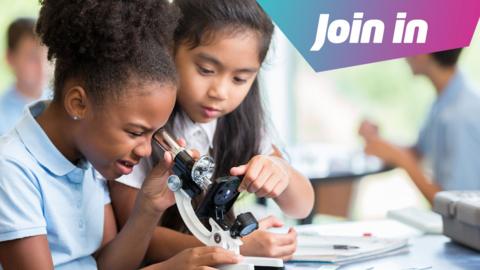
[220, 256, 284, 270]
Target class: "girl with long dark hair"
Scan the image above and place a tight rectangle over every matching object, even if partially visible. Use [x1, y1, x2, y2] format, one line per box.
[111, 0, 314, 264]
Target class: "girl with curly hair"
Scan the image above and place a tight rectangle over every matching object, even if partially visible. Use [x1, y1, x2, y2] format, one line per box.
[0, 0, 239, 269]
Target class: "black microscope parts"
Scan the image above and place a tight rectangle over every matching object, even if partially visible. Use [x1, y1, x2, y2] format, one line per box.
[196, 175, 259, 237]
[155, 129, 284, 269]
[153, 130, 215, 197]
[154, 129, 259, 239]
[231, 212, 259, 238]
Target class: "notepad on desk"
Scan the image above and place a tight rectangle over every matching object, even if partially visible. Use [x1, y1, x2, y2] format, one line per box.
[291, 234, 409, 265]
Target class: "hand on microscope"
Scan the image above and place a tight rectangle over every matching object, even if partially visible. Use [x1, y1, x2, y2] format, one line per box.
[140, 138, 200, 215]
[230, 155, 290, 198]
[240, 215, 297, 261]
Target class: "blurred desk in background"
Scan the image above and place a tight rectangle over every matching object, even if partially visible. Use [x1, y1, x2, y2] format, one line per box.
[287, 144, 393, 224]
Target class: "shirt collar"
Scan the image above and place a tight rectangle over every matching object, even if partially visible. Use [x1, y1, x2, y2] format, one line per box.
[16, 101, 89, 181]
[175, 110, 217, 149]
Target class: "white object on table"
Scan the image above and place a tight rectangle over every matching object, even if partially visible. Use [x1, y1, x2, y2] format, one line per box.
[387, 207, 443, 234]
[296, 219, 423, 239]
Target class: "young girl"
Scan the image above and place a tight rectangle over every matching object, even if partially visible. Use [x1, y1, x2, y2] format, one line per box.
[111, 0, 315, 263]
[0, 0, 239, 269]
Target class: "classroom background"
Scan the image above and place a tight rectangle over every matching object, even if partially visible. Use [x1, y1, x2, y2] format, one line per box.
[1, 0, 479, 223]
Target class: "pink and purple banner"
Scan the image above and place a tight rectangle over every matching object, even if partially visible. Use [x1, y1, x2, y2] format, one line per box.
[257, 0, 480, 72]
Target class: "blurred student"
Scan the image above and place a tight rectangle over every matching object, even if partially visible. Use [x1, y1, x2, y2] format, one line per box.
[359, 49, 480, 203]
[0, 18, 49, 135]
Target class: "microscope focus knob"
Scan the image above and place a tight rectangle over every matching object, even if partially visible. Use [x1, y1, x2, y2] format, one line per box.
[230, 212, 259, 238]
[167, 175, 183, 192]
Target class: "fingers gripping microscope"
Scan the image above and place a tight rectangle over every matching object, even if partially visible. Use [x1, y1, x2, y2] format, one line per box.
[154, 130, 284, 270]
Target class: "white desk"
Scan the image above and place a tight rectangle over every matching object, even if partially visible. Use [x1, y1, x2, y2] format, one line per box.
[285, 219, 480, 270]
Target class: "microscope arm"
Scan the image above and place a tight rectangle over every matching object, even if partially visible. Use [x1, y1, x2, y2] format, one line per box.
[173, 187, 243, 254]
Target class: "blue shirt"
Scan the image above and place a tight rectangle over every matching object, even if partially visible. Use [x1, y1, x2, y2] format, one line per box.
[416, 70, 480, 190]
[0, 101, 110, 270]
[0, 85, 50, 136]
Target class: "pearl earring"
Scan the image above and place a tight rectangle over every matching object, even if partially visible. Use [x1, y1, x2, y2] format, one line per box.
[72, 116, 79, 121]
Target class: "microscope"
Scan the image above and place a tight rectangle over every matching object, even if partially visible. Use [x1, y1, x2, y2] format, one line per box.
[154, 130, 284, 270]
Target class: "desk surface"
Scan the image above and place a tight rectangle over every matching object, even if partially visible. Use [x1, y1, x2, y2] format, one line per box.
[286, 235, 480, 270]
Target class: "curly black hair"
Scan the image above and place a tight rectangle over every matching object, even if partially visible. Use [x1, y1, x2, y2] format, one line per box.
[36, 0, 180, 104]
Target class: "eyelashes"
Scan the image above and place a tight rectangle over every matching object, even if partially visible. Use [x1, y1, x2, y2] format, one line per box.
[197, 65, 249, 85]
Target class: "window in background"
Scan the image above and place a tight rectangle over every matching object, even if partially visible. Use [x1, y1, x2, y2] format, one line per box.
[261, 25, 480, 221]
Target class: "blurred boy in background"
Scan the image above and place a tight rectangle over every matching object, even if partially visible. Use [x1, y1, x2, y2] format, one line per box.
[0, 17, 49, 135]
[359, 49, 480, 203]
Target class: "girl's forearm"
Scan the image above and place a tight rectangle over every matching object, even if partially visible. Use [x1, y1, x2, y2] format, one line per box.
[109, 182, 202, 263]
[274, 166, 314, 219]
[96, 194, 161, 270]
[145, 226, 203, 262]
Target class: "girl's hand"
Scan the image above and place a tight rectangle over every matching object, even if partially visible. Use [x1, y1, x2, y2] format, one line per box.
[240, 216, 297, 261]
[230, 155, 290, 198]
[152, 246, 241, 270]
[140, 138, 199, 214]
[140, 151, 176, 214]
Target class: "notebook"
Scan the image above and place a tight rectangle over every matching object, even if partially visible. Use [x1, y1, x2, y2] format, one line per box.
[291, 234, 409, 265]
[387, 207, 443, 234]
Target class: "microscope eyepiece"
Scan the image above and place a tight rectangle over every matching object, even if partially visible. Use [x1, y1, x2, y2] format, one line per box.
[153, 129, 214, 196]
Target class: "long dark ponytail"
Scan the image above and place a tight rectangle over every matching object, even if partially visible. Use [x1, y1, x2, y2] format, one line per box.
[212, 78, 264, 178]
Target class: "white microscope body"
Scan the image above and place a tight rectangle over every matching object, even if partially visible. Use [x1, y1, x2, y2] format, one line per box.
[156, 130, 284, 270]
[168, 182, 284, 270]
